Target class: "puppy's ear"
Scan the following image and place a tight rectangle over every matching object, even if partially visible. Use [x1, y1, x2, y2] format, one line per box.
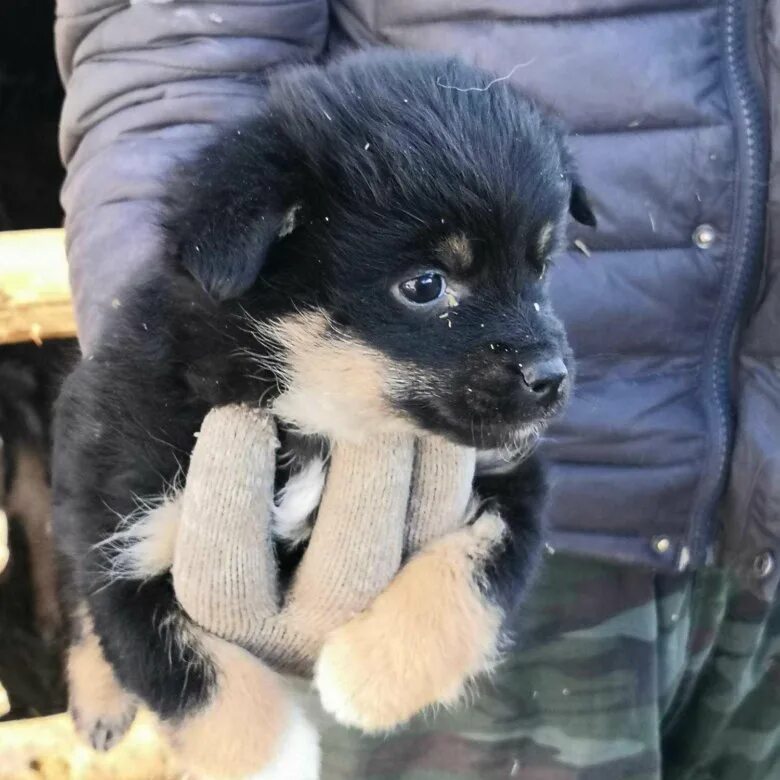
[176, 204, 300, 301]
[164, 122, 306, 301]
[560, 143, 596, 228]
[569, 179, 596, 227]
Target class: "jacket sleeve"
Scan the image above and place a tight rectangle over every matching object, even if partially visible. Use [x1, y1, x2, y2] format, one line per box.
[55, 0, 329, 351]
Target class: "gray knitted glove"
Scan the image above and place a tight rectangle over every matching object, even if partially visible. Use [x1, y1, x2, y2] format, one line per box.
[172, 404, 476, 674]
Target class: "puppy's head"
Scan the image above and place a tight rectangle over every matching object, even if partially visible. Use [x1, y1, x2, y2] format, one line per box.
[169, 51, 595, 448]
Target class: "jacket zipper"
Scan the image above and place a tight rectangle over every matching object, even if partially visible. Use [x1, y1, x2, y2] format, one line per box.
[688, 0, 768, 568]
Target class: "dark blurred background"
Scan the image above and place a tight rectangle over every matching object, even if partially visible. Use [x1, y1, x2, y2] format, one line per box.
[0, 0, 64, 230]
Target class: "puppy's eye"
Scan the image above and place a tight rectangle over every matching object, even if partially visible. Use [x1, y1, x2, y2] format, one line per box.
[397, 272, 446, 305]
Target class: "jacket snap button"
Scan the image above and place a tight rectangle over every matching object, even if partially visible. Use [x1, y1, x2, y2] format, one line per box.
[693, 224, 716, 249]
[652, 536, 671, 554]
[753, 550, 775, 580]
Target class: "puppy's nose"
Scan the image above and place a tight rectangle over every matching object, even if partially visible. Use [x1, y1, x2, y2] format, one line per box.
[519, 357, 568, 402]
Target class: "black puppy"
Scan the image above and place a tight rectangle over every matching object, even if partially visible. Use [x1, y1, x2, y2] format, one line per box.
[53, 50, 594, 776]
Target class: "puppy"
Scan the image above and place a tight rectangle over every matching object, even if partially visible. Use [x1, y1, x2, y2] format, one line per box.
[53, 50, 594, 774]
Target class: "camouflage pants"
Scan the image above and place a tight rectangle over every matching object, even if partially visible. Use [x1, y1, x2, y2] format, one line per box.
[302, 554, 780, 779]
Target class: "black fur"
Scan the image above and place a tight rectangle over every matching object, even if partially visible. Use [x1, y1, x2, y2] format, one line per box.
[475, 453, 548, 617]
[53, 50, 594, 731]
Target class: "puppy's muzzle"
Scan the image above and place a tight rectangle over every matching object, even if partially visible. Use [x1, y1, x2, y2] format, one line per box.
[518, 356, 568, 405]
[487, 343, 569, 410]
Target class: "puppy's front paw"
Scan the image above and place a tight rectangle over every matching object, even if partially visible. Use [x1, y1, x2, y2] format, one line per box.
[314, 513, 507, 732]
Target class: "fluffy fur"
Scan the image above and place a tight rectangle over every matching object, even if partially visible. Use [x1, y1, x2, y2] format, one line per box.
[167, 634, 319, 779]
[52, 49, 594, 774]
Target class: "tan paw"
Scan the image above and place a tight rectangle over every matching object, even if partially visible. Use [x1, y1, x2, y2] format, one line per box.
[71, 699, 138, 752]
[314, 513, 506, 732]
[67, 615, 138, 751]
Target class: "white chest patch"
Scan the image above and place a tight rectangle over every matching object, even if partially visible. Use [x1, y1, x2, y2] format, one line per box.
[272, 458, 326, 546]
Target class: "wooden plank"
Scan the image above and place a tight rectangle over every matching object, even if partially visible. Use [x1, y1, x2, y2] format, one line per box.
[0, 711, 179, 780]
[0, 230, 76, 345]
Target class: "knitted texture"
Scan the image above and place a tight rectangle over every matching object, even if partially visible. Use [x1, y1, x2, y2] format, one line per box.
[172, 405, 280, 642]
[172, 405, 476, 675]
[405, 437, 477, 553]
